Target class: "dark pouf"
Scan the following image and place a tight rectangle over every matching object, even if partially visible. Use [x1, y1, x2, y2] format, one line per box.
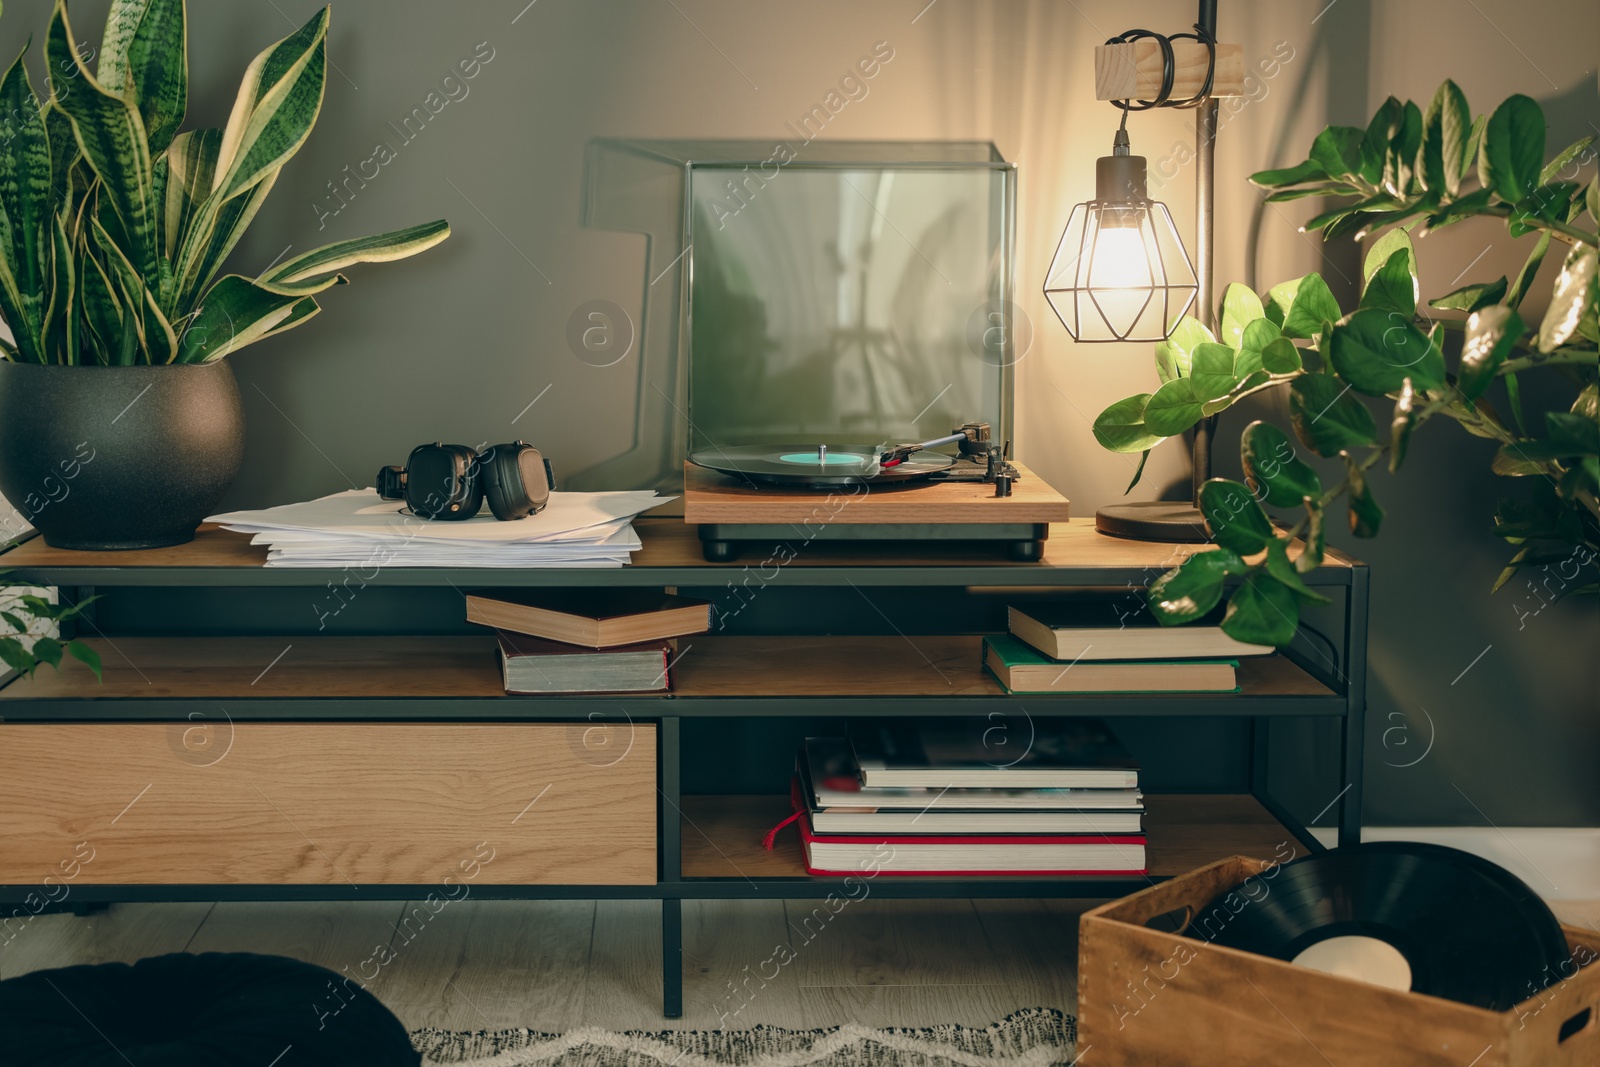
[0, 951, 419, 1066]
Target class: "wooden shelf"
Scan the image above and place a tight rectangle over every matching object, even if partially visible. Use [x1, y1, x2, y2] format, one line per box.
[0, 635, 1336, 711]
[680, 794, 1304, 880]
[0, 517, 1358, 588]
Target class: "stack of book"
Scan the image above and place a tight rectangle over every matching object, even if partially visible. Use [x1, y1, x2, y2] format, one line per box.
[779, 720, 1146, 876]
[464, 589, 711, 693]
[983, 601, 1275, 694]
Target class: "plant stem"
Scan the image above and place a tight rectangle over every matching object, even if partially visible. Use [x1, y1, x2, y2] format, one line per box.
[1500, 349, 1600, 375]
[1480, 205, 1600, 248]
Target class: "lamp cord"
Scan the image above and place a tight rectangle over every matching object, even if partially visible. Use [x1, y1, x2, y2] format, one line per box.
[1107, 22, 1216, 113]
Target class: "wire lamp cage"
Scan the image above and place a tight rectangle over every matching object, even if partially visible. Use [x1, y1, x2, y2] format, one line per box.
[1043, 21, 1214, 343]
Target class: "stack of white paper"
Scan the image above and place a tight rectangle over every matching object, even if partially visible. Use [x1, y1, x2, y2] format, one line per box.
[208, 489, 673, 568]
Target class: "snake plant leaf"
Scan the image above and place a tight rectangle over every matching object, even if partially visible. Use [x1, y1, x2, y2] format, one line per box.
[163, 128, 219, 260]
[100, 0, 187, 155]
[177, 274, 319, 363]
[172, 170, 277, 314]
[47, 1, 160, 284]
[259, 219, 452, 295]
[0, 236, 40, 363]
[0, 43, 52, 345]
[78, 243, 126, 360]
[213, 6, 328, 201]
[43, 212, 77, 363]
[91, 215, 175, 363]
[97, 0, 151, 93]
[43, 101, 79, 203]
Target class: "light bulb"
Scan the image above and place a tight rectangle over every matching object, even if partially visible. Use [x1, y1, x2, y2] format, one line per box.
[1089, 221, 1152, 290]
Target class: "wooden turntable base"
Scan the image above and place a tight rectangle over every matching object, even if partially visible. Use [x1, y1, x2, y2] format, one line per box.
[683, 462, 1071, 561]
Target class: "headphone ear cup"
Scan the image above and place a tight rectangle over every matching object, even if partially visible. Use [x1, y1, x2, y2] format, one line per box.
[481, 442, 550, 521]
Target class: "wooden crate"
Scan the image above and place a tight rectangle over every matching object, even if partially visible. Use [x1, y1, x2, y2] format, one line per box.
[1079, 856, 1600, 1066]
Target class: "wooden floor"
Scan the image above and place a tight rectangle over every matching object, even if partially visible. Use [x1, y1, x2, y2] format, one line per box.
[8, 897, 1594, 1033]
[0, 898, 1087, 1031]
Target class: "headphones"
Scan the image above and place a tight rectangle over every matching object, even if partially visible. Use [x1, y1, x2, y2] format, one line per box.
[377, 441, 554, 521]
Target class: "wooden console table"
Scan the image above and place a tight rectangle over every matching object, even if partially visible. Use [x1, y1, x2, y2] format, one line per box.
[0, 518, 1369, 1016]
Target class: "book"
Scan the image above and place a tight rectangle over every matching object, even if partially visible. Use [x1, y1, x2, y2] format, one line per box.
[798, 748, 1143, 834]
[497, 631, 672, 693]
[1007, 602, 1273, 662]
[468, 589, 710, 648]
[788, 799, 1146, 876]
[983, 635, 1239, 695]
[849, 716, 1139, 790]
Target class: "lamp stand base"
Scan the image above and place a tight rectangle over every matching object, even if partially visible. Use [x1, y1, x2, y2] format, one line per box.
[1095, 500, 1210, 543]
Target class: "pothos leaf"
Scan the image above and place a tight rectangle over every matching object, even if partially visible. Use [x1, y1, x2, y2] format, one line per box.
[1263, 539, 1333, 605]
[1241, 420, 1322, 508]
[1221, 574, 1300, 647]
[1199, 478, 1276, 555]
[1147, 548, 1250, 625]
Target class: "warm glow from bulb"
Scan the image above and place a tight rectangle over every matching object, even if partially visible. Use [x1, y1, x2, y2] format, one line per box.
[1089, 223, 1152, 290]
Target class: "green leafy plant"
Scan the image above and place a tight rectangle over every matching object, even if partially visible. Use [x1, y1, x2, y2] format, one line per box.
[1094, 81, 1598, 646]
[0, 568, 99, 679]
[0, 0, 451, 366]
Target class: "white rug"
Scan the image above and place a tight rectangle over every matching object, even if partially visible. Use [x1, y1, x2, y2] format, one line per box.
[411, 1008, 1076, 1066]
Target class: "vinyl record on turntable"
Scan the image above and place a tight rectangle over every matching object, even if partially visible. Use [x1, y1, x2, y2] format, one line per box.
[688, 444, 956, 488]
[1203, 842, 1570, 1011]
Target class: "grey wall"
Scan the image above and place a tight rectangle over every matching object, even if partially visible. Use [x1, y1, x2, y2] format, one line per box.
[5, 0, 1595, 825]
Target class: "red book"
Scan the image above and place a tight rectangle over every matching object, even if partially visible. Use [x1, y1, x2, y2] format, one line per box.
[773, 778, 1147, 877]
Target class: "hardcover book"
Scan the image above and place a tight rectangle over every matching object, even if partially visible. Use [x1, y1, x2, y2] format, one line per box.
[849, 715, 1140, 789]
[497, 631, 672, 693]
[788, 800, 1147, 877]
[983, 635, 1239, 695]
[798, 747, 1143, 834]
[1007, 602, 1273, 661]
[468, 589, 711, 648]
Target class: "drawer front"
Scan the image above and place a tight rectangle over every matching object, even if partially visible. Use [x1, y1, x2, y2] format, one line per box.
[0, 723, 656, 886]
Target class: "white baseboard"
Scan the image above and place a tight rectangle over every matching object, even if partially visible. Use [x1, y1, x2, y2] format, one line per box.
[1310, 826, 1600, 901]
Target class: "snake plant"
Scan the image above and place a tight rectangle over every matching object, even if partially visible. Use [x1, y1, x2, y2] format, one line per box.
[0, 0, 451, 365]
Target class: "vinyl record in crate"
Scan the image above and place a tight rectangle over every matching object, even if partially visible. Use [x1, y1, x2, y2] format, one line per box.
[1203, 842, 1570, 1011]
[689, 445, 955, 488]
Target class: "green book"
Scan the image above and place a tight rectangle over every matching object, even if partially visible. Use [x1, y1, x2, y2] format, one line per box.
[982, 635, 1241, 694]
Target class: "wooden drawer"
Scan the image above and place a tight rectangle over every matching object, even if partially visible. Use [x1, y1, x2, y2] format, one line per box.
[0, 723, 656, 886]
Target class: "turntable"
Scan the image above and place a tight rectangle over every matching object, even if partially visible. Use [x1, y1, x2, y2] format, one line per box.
[684, 423, 1071, 561]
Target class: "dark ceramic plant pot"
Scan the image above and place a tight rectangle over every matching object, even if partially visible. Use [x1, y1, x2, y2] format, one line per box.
[0, 361, 245, 550]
